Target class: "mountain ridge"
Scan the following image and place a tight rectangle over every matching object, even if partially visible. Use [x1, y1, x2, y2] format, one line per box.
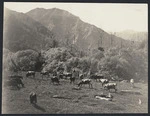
[3, 8, 54, 52]
[26, 7, 131, 51]
[4, 7, 134, 53]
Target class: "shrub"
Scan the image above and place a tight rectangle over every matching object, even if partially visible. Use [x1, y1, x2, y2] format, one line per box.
[12, 49, 39, 71]
[42, 47, 73, 72]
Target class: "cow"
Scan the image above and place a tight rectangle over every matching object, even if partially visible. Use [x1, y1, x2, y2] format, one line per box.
[70, 77, 75, 84]
[51, 76, 60, 84]
[103, 83, 117, 92]
[90, 74, 104, 82]
[130, 79, 134, 88]
[78, 79, 93, 88]
[13, 78, 24, 88]
[26, 71, 35, 78]
[58, 74, 64, 79]
[70, 70, 76, 84]
[63, 72, 72, 79]
[5, 79, 20, 89]
[56, 71, 64, 79]
[40, 71, 49, 79]
[79, 74, 84, 80]
[29, 92, 37, 104]
[95, 92, 113, 101]
[8, 75, 23, 80]
[100, 79, 109, 86]
[98, 47, 104, 52]
[53, 70, 57, 76]
[5, 78, 24, 89]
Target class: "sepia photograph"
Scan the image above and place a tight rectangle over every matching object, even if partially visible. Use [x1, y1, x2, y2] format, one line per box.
[2, 2, 148, 114]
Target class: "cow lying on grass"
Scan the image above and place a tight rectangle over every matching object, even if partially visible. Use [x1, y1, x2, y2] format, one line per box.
[78, 79, 93, 88]
[103, 83, 117, 92]
[95, 93, 113, 101]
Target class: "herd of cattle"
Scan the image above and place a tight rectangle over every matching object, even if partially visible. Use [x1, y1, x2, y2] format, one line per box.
[4, 70, 136, 105]
[4, 70, 120, 92]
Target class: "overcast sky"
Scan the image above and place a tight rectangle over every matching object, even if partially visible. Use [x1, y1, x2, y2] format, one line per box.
[4, 2, 148, 32]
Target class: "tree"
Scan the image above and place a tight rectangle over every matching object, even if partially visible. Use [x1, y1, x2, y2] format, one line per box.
[12, 49, 39, 71]
[52, 39, 59, 48]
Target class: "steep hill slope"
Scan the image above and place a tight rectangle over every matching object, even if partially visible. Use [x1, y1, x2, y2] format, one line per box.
[27, 8, 131, 51]
[3, 8, 54, 52]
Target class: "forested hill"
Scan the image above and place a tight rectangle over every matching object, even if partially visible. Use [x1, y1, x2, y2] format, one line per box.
[26, 8, 131, 51]
[4, 8, 134, 53]
[3, 8, 54, 52]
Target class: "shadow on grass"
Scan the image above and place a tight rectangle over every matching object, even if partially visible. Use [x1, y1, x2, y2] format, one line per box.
[104, 104, 125, 111]
[133, 86, 141, 89]
[32, 103, 46, 112]
[110, 106, 125, 111]
[117, 91, 142, 95]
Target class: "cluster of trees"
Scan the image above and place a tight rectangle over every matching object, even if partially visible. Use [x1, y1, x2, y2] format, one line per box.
[3, 38, 147, 81]
[3, 49, 44, 72]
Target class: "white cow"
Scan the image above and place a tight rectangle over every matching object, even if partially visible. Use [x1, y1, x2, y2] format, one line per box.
[130, 79, 134, 87]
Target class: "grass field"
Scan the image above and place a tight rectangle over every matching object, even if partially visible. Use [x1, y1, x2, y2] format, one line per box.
[2, 71, 148, 114]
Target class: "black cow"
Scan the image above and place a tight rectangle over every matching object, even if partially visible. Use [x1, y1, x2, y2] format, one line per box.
[98, 47, 104, 51]
[90, 74, 104, 82]
[58, 74, 64, 79]
[29, 92, 37, 104]
[70, 70, 76, 84]
[5, 78, 24, 89]
[8, 75, 23, 80]
[56, 71, 64, 79]
[51, 76, 60, 84]
[14, 78, 24, 87]
[40, 71, 49, 79]
[70, 77, 75, 84]
[78, 79, 93, 88]
[63, 72, 72, 79]
[53, 71, 57, 76]
[5, 79, 20, 89]
[26, 71, 35, 78]
[103, 83, 117, 92]
[79, 74, 84, 80]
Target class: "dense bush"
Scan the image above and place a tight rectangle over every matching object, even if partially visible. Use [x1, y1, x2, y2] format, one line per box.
[3, 49, 41, 71]
[3, 48, 15, 71]
[42, 47, 73, 72]
[13, 50, 39, 71]
[3, 40, 147, 82]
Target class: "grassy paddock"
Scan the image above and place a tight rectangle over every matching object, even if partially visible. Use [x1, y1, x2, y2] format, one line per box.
[2, 71, 148, 114]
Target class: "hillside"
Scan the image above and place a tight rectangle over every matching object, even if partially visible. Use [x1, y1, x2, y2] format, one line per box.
[26, 8, 131, 51]
[3, 8, 54, 52]
[115, 30, 148, 42]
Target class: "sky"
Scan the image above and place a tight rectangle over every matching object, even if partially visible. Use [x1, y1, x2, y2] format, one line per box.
[4, 2, 148, 32]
